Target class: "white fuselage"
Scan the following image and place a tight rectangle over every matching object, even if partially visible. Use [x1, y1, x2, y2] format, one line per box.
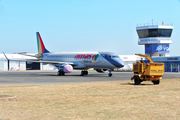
[41, 52, 123, 69]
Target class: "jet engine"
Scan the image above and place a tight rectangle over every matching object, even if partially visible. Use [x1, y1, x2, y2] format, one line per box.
[95, 69, 108, 73]
[59, 65, 73, 73]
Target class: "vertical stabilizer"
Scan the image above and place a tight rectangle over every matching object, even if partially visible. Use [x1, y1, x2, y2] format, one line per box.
[36, 32, 50, 55]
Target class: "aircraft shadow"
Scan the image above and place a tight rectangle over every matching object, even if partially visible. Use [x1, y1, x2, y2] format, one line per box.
[38, 74, 108, 78]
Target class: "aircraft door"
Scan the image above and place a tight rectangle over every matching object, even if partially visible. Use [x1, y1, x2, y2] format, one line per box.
[100, 55, 105, 63]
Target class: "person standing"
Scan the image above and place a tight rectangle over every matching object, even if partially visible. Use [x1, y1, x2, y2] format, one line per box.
[140, 58, 144, 63]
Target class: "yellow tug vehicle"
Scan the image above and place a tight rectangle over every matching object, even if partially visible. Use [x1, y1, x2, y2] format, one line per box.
[131, 54, 164, 85]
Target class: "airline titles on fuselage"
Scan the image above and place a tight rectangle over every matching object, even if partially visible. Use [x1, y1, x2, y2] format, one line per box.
[74, 54, 93, 59]
[46, 54, 99, 62]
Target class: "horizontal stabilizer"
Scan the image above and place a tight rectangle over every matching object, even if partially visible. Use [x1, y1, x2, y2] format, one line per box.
[16, 53, 37, 57]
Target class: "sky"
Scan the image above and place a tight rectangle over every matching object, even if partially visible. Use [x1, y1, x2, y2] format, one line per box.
[0, 0, 180, 56]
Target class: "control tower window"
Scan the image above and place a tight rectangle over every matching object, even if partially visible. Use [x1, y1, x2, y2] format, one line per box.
[149, 29, 158, 37]
[158, 29, 172, 37]
[137, 29, 172, 38]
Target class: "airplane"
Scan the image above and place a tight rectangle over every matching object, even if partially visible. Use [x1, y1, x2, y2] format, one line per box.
[4, 32, 124, 77]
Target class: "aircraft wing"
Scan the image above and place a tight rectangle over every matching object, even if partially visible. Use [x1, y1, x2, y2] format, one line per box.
[6, 59, 75, 66]
[26, 60, 75, 66]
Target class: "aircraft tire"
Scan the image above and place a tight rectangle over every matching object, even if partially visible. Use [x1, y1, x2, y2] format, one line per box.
[81, 71, 85, 76]
[108, 73, 112, 77]
[57, 71, 65, 76]
[85, 71, 88, 75]
[57, 71, 60, 76]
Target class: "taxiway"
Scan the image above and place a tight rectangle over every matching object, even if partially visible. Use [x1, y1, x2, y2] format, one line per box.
[0, 71, 179, 85]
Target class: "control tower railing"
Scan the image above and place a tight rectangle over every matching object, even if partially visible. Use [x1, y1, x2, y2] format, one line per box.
[137, 23, 173, 27]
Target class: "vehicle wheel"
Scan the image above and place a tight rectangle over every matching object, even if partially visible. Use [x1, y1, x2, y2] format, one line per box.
[134, 76, 140, 85]
[152, 80, 160, 85]
[108, 73, 112, 77]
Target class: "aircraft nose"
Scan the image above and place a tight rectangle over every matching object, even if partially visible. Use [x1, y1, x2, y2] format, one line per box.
[116, 59, 124, 67]
[109, 58, 124, 68]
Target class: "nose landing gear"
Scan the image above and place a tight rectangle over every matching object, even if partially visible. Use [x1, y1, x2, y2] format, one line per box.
[108, 69, 112, 77]
[108, 73, 112, 77]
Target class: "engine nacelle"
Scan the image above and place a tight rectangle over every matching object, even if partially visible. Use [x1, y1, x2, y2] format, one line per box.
[59, 65, 73, 73]
[96, 69, 108, 73]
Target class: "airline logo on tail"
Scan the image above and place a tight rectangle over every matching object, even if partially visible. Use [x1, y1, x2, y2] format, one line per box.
[36, 32, 49, 55]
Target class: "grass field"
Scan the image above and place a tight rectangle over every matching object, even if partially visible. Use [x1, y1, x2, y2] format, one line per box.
[0, 78, 180, 120]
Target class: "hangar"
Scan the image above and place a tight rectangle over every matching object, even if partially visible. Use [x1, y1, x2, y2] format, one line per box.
[0, 54, 55, 71]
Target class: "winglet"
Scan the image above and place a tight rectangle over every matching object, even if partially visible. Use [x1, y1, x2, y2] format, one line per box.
[3, 52, 9, 60]
[36, 32, 50, 55]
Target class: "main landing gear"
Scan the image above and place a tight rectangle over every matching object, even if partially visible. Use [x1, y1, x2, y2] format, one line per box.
[57, 70, 65, 76]
[81, 70, 88, 76]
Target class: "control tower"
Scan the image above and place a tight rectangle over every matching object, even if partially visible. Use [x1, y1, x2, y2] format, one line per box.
[136, 22, 173, 57]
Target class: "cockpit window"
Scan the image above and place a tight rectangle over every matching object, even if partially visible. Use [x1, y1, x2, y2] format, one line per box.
[112, 55, 119, 58]
[108, 55, 119, 58]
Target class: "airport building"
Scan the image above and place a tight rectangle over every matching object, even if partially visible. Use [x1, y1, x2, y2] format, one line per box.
[0, 22, 179, 72]
[136, 22, 180, 72]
